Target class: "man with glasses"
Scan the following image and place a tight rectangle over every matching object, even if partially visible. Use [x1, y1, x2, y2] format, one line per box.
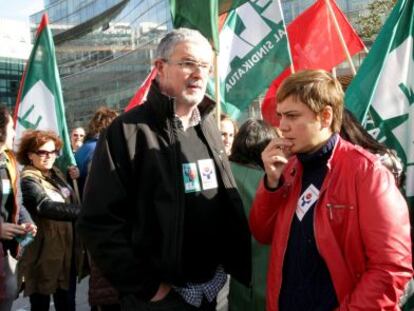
[77, 28, 251, 311]
[70, 127, 85, 153]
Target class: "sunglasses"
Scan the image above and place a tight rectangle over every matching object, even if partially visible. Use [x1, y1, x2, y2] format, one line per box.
[34, 150, 59, 157]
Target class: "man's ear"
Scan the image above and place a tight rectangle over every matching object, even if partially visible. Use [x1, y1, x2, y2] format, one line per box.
[320, 105, 333, 129]
[154, 59, 165, 76]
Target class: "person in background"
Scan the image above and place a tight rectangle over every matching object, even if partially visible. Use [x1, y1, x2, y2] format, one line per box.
[216, 113, 238, 311]
[74, 107, 119, 311]
[70, 127, 85, 153]
[77, 28, 251, 310]
[340, 108, 403, 185]
[75, 107, 118, 198]
[0, 105, 36, 311]
[228, 119, 279, 311]
[16, 130, 80, 311]
[220, 114, 238, 156]
[250, 70, 412, 311]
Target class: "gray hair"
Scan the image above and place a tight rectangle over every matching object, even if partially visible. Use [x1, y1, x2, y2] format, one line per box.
[155, 28, 212, 60]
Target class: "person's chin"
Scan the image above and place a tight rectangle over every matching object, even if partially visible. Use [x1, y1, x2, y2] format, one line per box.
[287, 146, 297, 155]
[187, 87, 204, 97]
[182, 95, 203, 106]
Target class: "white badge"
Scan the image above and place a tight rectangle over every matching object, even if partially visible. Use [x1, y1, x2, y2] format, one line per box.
[296, 184, 320, 221]
[2, 179, 11, 195]
[198, 159, 218, 190]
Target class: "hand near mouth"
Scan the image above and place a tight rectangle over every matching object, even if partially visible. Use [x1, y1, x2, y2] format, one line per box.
[261, 138, 293, 189]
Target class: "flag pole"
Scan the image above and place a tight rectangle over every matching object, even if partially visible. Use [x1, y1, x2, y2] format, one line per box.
[72, 179, 81, 204]
[214, 52, 221, 129]
[325, 0, 357, 75]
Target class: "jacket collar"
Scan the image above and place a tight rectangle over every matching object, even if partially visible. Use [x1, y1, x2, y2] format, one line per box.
[21, 165, 67, 186]
[145, 80, 216, 126]
[22, 165, 51, 179]
[326, 135, 345, 170]
[315, 136, 346, 195]
[288, 135, 344, 189]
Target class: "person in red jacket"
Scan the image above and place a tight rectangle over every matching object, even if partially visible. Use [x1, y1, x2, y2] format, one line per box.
[250, 69, 413, 311]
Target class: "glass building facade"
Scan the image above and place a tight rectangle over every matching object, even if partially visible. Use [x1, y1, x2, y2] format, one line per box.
[30, 0, 372, 126]
[31, 0, 170, 127]
[0, 58, 25, 109]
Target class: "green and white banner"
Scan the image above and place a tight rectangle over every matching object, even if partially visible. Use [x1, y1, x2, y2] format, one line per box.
[345, 0, 414, 206]
[14, 14, 75, 171]
[208, 0, 291, 119]
[169, 0, 250, 51]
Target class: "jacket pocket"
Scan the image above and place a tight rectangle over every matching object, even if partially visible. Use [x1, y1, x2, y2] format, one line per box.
[326, 203, 355, 224]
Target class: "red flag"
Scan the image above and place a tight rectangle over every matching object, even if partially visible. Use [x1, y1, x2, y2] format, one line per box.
[125, 68, 157, 112]
[262, 0, 365, 126]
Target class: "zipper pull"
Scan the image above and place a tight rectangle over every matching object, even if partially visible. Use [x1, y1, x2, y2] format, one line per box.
[327, 203, 333, 220]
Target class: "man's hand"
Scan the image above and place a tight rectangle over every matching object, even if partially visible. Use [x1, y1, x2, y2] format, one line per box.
[150, 283, 172, 302]
[0, 223, 26, 240]
[68, 165, 80, 180]
[261, 138, 293, 189]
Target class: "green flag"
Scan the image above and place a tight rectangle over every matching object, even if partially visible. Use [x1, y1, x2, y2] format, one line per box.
[345, 0, 414, 207]
[208, 0, 291, 119]
[14, 14, 75, 171]
[169, 0, 249, 51]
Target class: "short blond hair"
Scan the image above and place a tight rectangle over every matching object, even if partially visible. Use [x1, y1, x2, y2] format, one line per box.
[276, 70, 344, 133]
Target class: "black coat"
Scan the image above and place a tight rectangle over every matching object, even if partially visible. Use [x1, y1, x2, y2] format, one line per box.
[19, 166, 80, 295]
[77, 82, 251, 305]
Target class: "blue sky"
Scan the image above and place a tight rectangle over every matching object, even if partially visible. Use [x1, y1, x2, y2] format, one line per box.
[0, 0, 44, 22]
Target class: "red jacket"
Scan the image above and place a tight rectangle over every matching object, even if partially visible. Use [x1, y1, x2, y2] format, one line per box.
[250, 137, 413, 311]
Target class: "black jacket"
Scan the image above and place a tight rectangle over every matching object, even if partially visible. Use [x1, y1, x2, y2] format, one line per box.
[19, 166, 80, 296]
[77, 82, 251, 304]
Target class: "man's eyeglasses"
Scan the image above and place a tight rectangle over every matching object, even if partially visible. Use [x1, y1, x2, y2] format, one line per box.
[35, 150, 59, 157]
[165, 59, 212, 74]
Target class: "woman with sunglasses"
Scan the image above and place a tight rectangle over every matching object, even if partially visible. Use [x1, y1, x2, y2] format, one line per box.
[16, 130, 80, 311]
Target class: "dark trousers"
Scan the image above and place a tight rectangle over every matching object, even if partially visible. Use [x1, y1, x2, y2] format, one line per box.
[121, 290, 216, 311]
[30, 289, 70, 311]
[67, 258, 77, 311]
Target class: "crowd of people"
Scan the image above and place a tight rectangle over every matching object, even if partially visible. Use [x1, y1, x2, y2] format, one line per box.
[0, 27, 413, 311]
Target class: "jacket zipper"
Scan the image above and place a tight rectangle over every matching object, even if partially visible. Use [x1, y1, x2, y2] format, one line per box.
[167, 110, 183, 278]
[313, 188, 328, 255]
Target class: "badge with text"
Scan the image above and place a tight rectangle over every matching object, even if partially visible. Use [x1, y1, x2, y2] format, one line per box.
[182, 163, 201, 193]
[296, 184, 320, 221]
[198, 159, 218, 190]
